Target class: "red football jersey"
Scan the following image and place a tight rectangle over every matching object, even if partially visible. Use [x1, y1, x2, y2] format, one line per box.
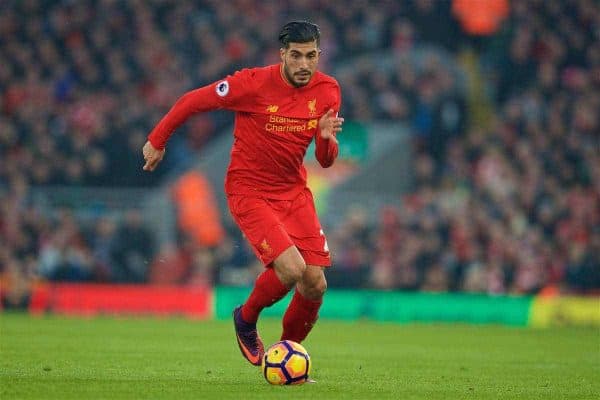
[148, 64, 341, 200]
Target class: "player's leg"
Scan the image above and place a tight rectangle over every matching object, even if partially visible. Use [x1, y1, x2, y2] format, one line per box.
[229, 195, 302, 365]
[279, 188, 330, 343]
[234, 245, 305, 365]
[281, 265, 326, 343]
[240, 244, 305, 323]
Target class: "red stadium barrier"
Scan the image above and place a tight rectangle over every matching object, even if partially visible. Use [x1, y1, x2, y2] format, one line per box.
[28, 283, 213, 319]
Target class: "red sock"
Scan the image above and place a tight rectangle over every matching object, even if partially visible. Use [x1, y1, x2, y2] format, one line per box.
[241, 268, 290, 323]
[281, 289, 322, 343]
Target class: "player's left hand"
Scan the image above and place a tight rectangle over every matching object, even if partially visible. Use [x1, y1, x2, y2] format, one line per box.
[319, 109, 344, 144]
[142, 141, 165, 171]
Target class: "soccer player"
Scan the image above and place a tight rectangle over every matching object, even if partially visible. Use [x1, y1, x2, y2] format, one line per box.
[142, 21, 343, 366]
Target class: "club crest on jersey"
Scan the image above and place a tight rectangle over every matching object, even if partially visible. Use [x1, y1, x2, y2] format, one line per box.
[216, 80, 229, 97]
[259, 239, 272, 255]
[266, 104, 279, 113]
[308, 98, 317, 116]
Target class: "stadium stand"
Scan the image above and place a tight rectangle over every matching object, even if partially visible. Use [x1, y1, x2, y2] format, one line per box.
[1, 0, 598, 308]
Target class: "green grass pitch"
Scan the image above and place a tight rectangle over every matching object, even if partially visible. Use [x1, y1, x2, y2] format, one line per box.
[1, 313, 598, 399]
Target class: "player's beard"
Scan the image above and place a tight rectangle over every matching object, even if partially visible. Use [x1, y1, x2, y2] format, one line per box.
[283, 63, 312, 88]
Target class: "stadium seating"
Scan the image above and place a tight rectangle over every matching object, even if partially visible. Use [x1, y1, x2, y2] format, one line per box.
[1, 1, 598, 305]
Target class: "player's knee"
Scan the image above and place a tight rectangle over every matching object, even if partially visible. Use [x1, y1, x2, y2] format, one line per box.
[311, 278, 327, 299]
[302, 276, 327, 300]
[275, 258, 306, 286]
[285, 259, 307, 283]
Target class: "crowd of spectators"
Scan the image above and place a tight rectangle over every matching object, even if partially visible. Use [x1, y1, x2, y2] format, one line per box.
[0, 0, 464, 188]
[1, 0, 598, 305]
[332, 0, 600, 294]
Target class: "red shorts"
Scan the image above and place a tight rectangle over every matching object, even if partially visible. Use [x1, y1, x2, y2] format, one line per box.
[227, 188, 331, 267]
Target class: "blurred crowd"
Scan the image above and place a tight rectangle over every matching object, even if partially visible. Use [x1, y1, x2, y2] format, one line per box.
[1, 0, 599, 305]
[0, 0, 465, 188]
[333, 0, 600, 294]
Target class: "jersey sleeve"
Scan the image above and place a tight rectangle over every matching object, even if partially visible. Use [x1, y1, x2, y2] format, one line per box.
[314, 82, 341, 168]
[148, 69, 258, 150]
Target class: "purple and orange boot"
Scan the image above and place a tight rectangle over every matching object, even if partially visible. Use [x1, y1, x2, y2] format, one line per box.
[233, 305, 264, 366]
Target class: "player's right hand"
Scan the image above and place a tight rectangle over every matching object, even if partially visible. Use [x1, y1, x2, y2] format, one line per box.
[142, 140, 165, 172]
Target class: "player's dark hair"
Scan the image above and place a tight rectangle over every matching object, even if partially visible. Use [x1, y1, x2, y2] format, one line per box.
[279, 21, 320, 48]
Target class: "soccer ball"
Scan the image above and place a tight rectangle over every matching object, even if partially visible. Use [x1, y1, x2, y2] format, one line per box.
[262, 340, 311, 385]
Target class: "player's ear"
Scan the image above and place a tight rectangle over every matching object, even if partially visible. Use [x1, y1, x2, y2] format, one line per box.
[280, 48, 285, 62]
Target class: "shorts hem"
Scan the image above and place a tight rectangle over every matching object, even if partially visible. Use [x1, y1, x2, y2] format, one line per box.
[299, 251, 332, 267]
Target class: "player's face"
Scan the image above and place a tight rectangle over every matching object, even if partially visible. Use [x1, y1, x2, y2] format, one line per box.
[280, 41, 320, 87]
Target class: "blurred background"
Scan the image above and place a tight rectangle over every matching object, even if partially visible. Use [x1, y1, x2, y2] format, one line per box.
[1, 0, 599, 314]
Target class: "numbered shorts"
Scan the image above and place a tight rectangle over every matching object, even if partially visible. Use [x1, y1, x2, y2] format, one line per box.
[227, 188, 331, 267]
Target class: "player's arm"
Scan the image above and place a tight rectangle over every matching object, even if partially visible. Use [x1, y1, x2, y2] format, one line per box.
[314, 83, 342, 168]
[315, 84, 343, 168]
[143, 69, 257, 171]
[315, 110, 343, 168]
